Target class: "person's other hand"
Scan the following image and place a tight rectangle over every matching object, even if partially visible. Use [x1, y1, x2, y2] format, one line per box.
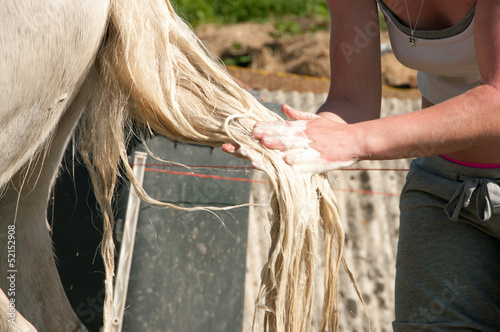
[221, 140, 265, 170]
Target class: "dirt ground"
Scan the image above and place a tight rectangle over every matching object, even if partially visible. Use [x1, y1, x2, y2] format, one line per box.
[195, 20, 420, 99]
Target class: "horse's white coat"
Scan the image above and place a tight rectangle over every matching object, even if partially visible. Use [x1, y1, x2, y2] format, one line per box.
[0, 1, 109, 188]
[0, 1, 110, 331]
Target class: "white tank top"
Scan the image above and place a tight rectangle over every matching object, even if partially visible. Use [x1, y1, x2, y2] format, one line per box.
[378, 0, 480, 104]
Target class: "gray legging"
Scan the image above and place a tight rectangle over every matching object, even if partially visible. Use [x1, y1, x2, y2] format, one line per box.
[393, 156, 500, 332]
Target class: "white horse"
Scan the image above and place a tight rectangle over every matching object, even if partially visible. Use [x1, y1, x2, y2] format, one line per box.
[0, 0, 349, 331]
[0, 1, 110, 331]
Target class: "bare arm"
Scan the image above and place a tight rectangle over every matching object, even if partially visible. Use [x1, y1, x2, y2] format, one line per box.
[353, 0, 500, 161]
[222, 0, 381, 163]
[253, 0, 500, 171]
[318, 0, 382, 124]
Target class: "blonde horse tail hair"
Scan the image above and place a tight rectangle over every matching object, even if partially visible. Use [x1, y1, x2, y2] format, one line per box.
[78, 0, 358, 330]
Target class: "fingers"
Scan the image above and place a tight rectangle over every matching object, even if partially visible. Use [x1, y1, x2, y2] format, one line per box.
[281, 104, 319, 121]
[253, 120, 309, 139]
[224, 105, 323, 172]
[239, 146, 264, 170]
[221, 143, 265, 170]
[221, 143, 238, 154]
[253, 120, 312, 152]
[262, 136, 312, 151]
[253, 105, 317, 144]
[284, 148, 357, 174]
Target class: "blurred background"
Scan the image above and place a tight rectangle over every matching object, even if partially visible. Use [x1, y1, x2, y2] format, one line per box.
[172, 0, 419, 94]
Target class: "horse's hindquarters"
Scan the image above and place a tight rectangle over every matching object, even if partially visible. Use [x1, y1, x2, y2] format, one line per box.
[0, 1, 110, 330]
[0, 0, 110, 189]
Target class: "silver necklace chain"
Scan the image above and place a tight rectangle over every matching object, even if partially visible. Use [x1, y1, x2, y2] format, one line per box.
[404, 0, 426, 46]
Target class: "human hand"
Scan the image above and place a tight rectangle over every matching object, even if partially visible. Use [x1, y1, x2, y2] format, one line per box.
[253, 104, 358, 173]
[221, 104, 314, 163]
[222, 104, 358, 173]
[221, 140, 265, 170]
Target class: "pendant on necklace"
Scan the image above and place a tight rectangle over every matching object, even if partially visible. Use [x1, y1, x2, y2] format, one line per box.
[409, 35, 417, 46]
[409, 31, 417, 47]
[404, 0, 425, 47]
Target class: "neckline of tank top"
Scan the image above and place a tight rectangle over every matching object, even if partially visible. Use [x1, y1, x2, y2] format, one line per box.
[378, 0, 475, 40]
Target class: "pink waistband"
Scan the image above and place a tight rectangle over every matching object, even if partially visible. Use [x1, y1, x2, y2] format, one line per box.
[440, 155, 500, 169]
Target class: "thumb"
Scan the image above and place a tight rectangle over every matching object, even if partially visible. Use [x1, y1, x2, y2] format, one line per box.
[281, 104, 319, 121]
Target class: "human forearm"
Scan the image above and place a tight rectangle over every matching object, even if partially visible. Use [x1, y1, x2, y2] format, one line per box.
[355, 84, 500, 161]
[317, 97, 381, 124]
[321, 0, 382, 125]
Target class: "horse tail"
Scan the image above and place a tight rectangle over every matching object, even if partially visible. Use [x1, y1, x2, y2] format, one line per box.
[79, 0, 349, 331]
